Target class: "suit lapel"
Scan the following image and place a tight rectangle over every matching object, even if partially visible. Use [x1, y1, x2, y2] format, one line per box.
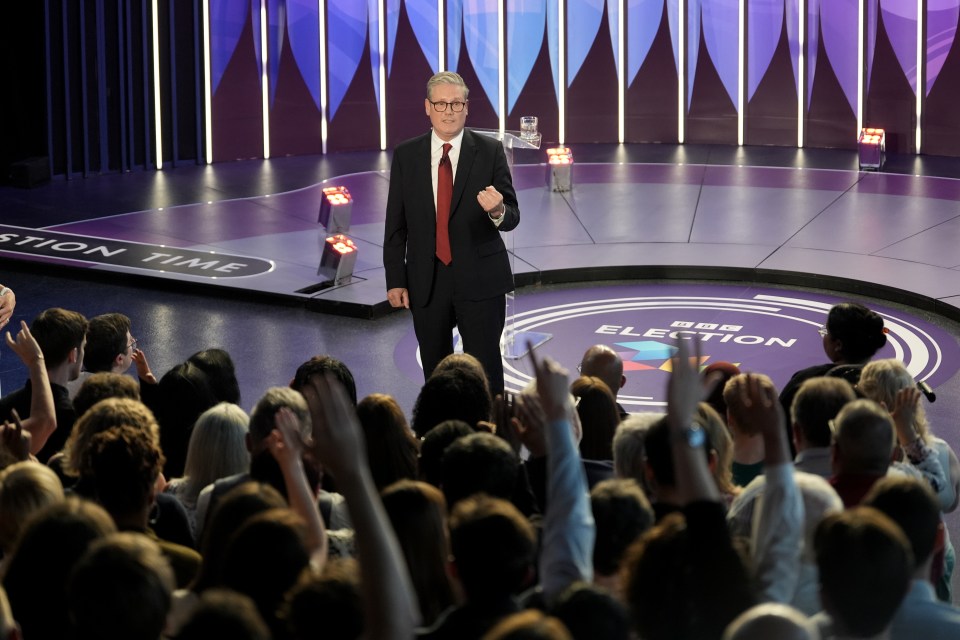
[451, 130, 477, 216]
[416, 135, 436, 221]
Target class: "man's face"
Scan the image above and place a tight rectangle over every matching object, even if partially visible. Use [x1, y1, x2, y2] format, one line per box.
[425, 83, 468, 142]
[117, 330, 135, 373]
[71, 338, 87, 381]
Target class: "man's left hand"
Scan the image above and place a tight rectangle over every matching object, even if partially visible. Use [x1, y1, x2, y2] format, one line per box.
[477, 186, 504, 218]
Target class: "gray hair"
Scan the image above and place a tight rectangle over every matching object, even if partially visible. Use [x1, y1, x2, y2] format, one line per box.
[613, 413, 663, 486]
[181, 402, 251, 501]
[427, 71, 469, 100]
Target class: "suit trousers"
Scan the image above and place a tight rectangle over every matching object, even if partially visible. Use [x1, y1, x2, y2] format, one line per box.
[411, 258, 506, 395]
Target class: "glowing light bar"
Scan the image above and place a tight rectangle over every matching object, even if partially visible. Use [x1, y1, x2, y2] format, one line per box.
[438, 0, 445, 70]
[319, 0, 328, 153]
[498, 0, 505, 135]
[857, 0, 863, 135]
[678, 0, 685, 144]
[618, 0, 625, 143]
[798, 0, 805, 148]
[377, 0, 386, 150]
[260, 0, 270, 159]
[737, 0, 744, 146]
[151, 0, 162, 169]
[916, 0, 922, 153]
[202, 0, 212, 163]
[558, 0, 566, 144]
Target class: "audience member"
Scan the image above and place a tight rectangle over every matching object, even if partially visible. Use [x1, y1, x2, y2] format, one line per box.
[66, 312, 136, 398]
[695, 402, 740, 504]
[281, 559, 364, 640]
[412, 366, 493, 437]
[290, 354, 357, 406]
[703, 361, 741, 424]
[0, 309, 87, 460]
[176, 589, 270, 640]
[72, 371, 140, 419]
[441, 431, 520, 509]
[791, 377, 857, 478]
[578, 344, 628, 420]
[0, 461, 64, 556]
[419, 419, 475, 487]
[433, 352, 492, 403]
[724, 373, 774, 487]
[589, 478, 654, 596]
[188, 347, 242, 405]
[552, 582, 630, 640]
[0, 585, 17, 640]
[482, 610, 572, 640]
[570, 375, 619, 461]
[612, 412, 661, 496]
[356, 393, 419, 491]
[723, 603, 819, 640]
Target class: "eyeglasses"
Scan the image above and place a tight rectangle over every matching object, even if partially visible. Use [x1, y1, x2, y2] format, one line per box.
[429, 99, 467, 113]
[817, 325, 829, 338]
[127, 338, 139, 352]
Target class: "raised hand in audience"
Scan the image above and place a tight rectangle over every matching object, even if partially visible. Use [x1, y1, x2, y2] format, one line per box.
[0, 409, 32, 466]
[6, 321, 56, 455]
[735, 373, 790, 466]
[132, 347, 157, 384]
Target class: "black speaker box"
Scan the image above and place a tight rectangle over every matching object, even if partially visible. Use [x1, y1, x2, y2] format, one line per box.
[9, 157, 51, 188]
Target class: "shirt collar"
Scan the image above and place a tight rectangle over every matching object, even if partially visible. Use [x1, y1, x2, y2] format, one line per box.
[431, 128, 465, 152]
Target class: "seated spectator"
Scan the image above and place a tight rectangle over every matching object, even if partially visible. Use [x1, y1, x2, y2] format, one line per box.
[482, 610, 572, 640]
[703, 361, 740, 425]
[0, 309, 87, 460]
[724, 374, 775, 487]
[433, 352, 492, 405]
[356, 393, 419, 492]
[723, 603, 819, 640]
[812, 507, 913, 639]
[589, 479, 654, 597]
[552, 582, 630, 640]
[290, 355, 357, 406]
[0, 461, 64, 558]
[412, 367, 492, 437]
[570, 375, 619, 462]
[381, 480, 456, 627]
[2, 497, 116, 639]
[72, 371, 141, 419]
[419, 419, 475, 487]
[282, 559, 364, 640]
[86, 424, 201, 587]
[66, 312, 137, 399]
[791, 377, 856, 478]
[612, 412, 661, 496]
[165, 402, 250, 534]
[578, 345, 628, 420]
[695, 402, 740, 505]
[441, 432, 521, 509]
[67, 532, 175, 640]
[864, 476, 960, 638]
[188, 348, 242, 405]
[175, 589, 270, 640]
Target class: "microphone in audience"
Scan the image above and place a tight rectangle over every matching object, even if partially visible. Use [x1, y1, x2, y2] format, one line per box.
[917, 380, 936, 403]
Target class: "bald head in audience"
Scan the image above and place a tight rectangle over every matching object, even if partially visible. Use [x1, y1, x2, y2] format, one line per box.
[579, 345, 625, 398]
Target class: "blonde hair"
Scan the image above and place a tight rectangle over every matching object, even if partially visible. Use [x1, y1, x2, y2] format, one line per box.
[858, 359, 930, 442]
[695, 402, 738, 495]
[0, 462, 65, 551]
[722, 373, 777, 436]
[180, 402, 250, 501]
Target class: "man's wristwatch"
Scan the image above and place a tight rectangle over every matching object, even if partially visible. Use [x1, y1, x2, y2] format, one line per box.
[677, 424, 706, 448]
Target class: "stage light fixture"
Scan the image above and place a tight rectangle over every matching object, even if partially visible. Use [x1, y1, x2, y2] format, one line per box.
[858, 128, 885, 171]
[546, 147, 574, 192]
[318, 186, 353, 233]
[318, 234, 358, 286]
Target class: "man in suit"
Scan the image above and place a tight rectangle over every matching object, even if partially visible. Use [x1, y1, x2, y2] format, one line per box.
[384, 71, 519, 394]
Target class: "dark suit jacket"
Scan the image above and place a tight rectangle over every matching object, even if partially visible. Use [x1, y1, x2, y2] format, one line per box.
[383, 129, 519, 305]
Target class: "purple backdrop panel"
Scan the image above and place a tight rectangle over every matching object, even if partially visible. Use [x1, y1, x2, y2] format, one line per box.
[805, 0, 857, 149]
[386, 0, 436, 147]
[686, 0, 738, 144]
[451, 1, 498, 130]
[626, 0, 679, 142]
[745, 0, 799, 146]
[268, 0, 323, 157]
[211, 0, 265, 161]
[326, 2, 380, 152]
[506, 1, 558, 145]
[566, 0, 618, 143]
[923, 2, 960, 156]
[863, 1, 916, 153]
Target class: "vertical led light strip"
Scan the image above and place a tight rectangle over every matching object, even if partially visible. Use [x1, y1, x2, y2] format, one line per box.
[319, 0, 328, 154]
[260, 0, 270, 158]
[378, 0, 387, 150]
[618, 0, 625, 143]
[151, 0, 162, 168]
[856, 0, 863, 135]
[498, 0, 505, 134]
[798, 0, 805, 147]
[737, 0, 744, 145]
[438, 0, 445, 70]
[558, 0, 566, 144]
[915, 0, 922, 152]
[678, 0, 685, 143]
[202, 0, 212, 163]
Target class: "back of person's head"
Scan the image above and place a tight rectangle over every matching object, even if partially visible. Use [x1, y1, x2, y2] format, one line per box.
[73, 371, 141, 418]
[863, 475, 941, 571]
[82, 313, 132, 373]
[153, 361, 219, 478]
[552, 582, 630, 640]
[791, 377, 856, 448]
[419, 419, 475, 487]
[433, 352, 492, 398]
[412, 367, 492, 437]
[193, 481, 287, 592]
[449, 495, 536, 602]
[0, 461, 64, 553]
[643, 415, 711, 493]
[441, 432, 519, 507]
[612, 413, 661, 484]
[703, 361, 741, 423]
[88, 425, 164, 520]
[219, 509, 311, 633]
[590, 478, 654, 577]
[188, 348, 242, 404]
[723, 373, 777, 435]
[282, 559, 363, 640]
[1, 497, 116, 639]
[248, 386, 311, 448]
[64, 397, 160, 478]
[858, 359, 929, 439]
[177, 588, 270, 640]
[814, 507, 912, 637]
[291, 355, 357, 406]
[825, 303, 887, 363]
[578, 345, 624, 396]
[30, 307, 88, 367]
[68, 532, 175, 640]
[623, 512, 753, 640]
[482, 610, 572, 640]
[381, 479, 455, 625]
[182, 402, 250, 497]
[571, 376, 620, 460]
[356, 393, 419, 491]
[695, 402, 736, 494]
[832, 399, 895, 475]
[722, 603, 818, 640]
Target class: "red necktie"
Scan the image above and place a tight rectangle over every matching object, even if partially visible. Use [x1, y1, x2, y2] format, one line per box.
[436, 143, 453, 265]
